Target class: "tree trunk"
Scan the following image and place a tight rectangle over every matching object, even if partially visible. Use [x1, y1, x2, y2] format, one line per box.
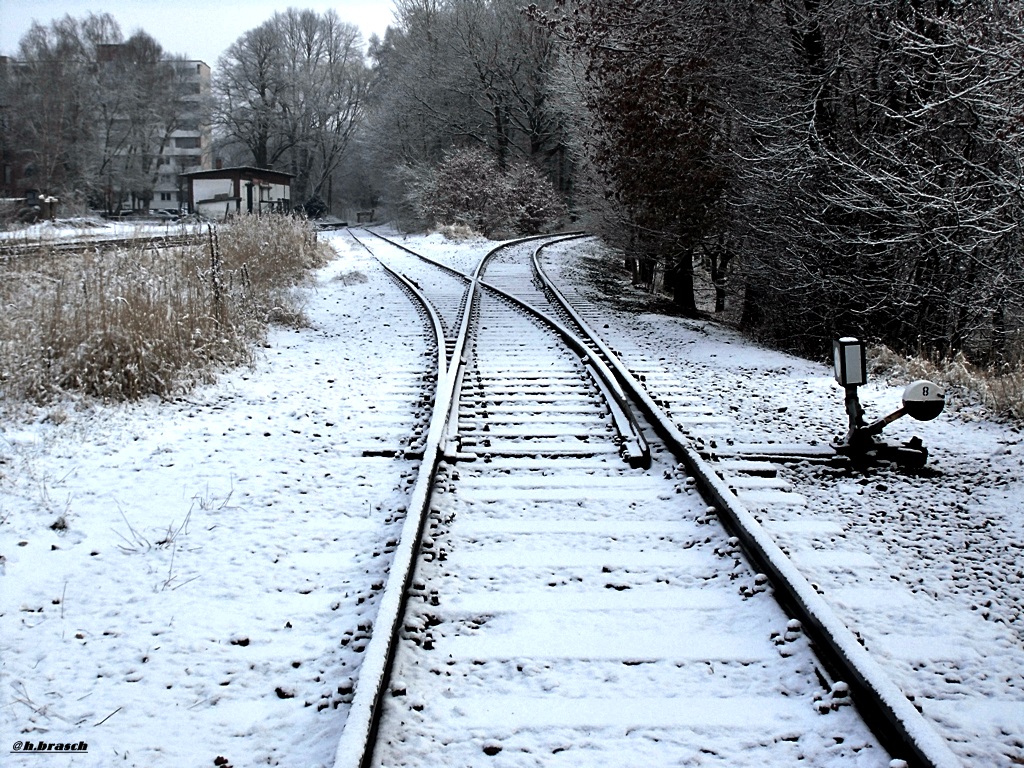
[708, 241, 734, 313]
[624, 255, 637, 282]
[667, 252, 699, 317]
[990, 299, 1008, 366]
[636, 257, 655, 289]
[740, 283, 764, 330]
[714, 278, 727, 314]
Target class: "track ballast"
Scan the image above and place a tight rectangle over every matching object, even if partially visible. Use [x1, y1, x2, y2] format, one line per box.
[335, 230, 962, 768]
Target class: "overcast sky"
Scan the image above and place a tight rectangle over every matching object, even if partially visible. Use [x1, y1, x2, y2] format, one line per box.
[0, 0, 396, 65]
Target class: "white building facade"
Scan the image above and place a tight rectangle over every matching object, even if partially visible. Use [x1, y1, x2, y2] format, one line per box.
[152, 60, 213, 212]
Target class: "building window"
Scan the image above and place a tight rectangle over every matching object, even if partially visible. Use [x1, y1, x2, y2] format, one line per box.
[175, 137, 201, 149]
[160, 192, 172, 201]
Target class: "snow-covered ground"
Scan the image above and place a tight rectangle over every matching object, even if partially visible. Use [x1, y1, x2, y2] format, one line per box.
[1, 226, 1022, 766]
[1, 233, 429, 766]
[541, 238, 1024, 767]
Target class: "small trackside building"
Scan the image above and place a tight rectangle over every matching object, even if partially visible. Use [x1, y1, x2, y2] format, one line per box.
[181, 166, 293, 218]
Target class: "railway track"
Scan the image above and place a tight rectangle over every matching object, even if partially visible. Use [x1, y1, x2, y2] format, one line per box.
[534, 238, 1024, 767]
[332, 230, 961, 767]
[0, 230, 204, 259]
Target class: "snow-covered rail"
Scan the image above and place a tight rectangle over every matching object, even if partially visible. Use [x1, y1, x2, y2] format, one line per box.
[329, 231, 951, 767]
[524, 241, 963, 768]
[332, 231, 461, 766]
[348, 230, 472, 367]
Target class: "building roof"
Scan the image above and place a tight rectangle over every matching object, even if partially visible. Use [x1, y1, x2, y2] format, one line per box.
[181, 166, 295, 180]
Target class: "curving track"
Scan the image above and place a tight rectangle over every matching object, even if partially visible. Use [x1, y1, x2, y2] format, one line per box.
[326, 230, 973, 768]
[2, 224, 987, 765]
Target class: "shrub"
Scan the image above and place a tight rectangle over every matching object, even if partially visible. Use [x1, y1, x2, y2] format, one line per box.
[505, 163, 569, 236]
[416, 147, 566, 237]
[434, 223, 482, 241]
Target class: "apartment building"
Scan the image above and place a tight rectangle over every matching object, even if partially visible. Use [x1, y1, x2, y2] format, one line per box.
[152, 59, 213, 212]
[1, 48, 212, 212]
[0, 55, 28, 201]
[95, 45, 212, 212]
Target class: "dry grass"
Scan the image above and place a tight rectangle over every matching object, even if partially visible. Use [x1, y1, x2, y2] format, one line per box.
[0, 215, 329, 406]
[870, 345, 1024, 421]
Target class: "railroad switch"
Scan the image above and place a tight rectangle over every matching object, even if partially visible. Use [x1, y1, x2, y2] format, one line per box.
[831, 337, 945, 468]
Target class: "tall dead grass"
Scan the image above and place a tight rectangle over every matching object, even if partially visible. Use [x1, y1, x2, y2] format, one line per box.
[870, 345, 1024, 421]
[0, 215, 329, 405]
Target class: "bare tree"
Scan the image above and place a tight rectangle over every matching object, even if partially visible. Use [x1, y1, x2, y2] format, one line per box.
[7, 14, 203, 212]
[214, 9, 370, 210]
[214, 24, 292, 170]
[93, 32, 195, 211]
[8, 13, 123, 200]
[541, 0, 1024, 362]
[740, 0, 1024, 363]
[364, 0, 570, 219]
[540, 0, 765, 315]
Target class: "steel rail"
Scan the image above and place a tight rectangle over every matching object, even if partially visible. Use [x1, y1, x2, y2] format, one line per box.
[332, 236, 460, 768]
[334, 233, 553, 768]
[472, 276, 650, 467]
[334, 231, 654, 767]
[530, 239, 963, 768]
[355, 229, 649, 467]
[359, 227, 472, 281]
[340, 230, 948, 764]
